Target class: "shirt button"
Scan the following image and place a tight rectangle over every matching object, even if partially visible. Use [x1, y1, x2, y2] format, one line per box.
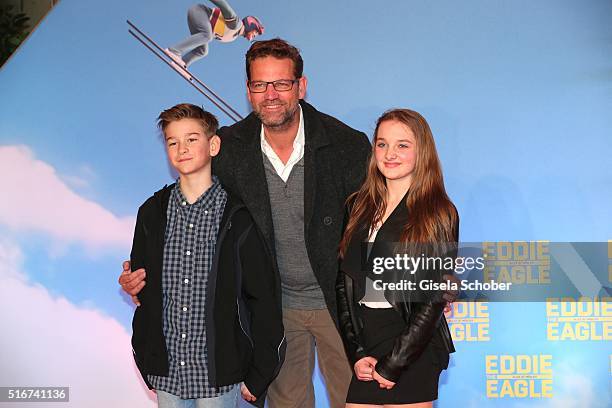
[189, 224, 194, 229]
[181, 333, 186, 339]
[204, 210, 208, 215]
[180, 361, 185, 366]
[323, 216, 333, 226]
[186, 250, 191, 256]
[181, 201, 187, 206]
[184, 278, 189, 284]
[182, 306, 188, 312]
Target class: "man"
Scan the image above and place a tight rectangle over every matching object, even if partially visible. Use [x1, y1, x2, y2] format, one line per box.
[122, 38, 372, 407]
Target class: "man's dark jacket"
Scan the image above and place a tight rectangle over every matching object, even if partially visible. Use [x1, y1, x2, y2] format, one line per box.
[130, 185, 285, 407]
[213, 100, 371, 323]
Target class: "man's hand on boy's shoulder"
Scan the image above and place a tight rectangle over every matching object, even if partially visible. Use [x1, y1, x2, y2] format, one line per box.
[118, 260, 146, 306]
[240, 383, 256, 402]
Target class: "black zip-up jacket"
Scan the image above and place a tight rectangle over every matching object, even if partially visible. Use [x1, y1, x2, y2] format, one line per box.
[130, 184, 285, 407]
[336, 200, 457, 383]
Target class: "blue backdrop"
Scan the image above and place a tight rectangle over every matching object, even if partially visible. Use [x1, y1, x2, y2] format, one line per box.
[0, 1, 610, 406]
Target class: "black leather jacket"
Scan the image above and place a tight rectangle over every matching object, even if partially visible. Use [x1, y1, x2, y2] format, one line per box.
[336, 200, 457, 382]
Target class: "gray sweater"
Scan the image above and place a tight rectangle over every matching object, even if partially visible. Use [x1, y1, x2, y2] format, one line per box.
[263, 156, 326, 309]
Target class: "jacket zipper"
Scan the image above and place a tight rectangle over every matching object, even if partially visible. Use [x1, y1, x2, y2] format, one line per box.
[237, 298, 254, 347]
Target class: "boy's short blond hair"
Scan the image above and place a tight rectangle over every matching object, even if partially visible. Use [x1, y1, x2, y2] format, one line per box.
[157, 103, 219, 137]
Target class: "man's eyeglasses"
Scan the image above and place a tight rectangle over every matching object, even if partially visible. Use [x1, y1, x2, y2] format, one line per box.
[248, 79, 299, 93]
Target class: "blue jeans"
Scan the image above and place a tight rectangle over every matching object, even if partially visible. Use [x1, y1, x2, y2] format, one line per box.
[156, 385, 239, 408]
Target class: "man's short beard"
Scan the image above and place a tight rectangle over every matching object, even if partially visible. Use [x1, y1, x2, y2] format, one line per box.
[255, 103, 299, 131]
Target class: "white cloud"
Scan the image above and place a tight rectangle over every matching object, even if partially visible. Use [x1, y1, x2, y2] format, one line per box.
[61, 164, 98, 190]
[0, 240, 156, 407]
[0, 238, 25, 281]
[61, 174, 91, 189]
[0, 145, 134, 250]
[0, 146, 155, 406]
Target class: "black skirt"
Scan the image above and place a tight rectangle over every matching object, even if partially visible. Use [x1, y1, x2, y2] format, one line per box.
[346, 305, 445, 405]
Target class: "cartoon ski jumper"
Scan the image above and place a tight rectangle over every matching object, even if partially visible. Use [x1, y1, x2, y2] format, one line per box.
[165, 0, 264, 69]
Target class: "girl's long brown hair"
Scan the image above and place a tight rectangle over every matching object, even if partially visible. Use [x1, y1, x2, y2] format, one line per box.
[339, 109, 458, 258]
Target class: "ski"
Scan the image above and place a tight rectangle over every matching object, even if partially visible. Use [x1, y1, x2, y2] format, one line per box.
[127, 19, 243, 123]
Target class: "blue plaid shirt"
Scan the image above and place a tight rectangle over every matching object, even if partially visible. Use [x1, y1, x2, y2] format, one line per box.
[148, 177, 235, 398]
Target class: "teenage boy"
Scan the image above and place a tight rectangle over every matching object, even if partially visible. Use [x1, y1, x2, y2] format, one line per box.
[130, 103, 284, 408]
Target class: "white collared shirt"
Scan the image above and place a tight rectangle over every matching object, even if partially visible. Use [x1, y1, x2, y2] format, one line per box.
[260, 106, 305, 182]
[360, 224, 394, 309]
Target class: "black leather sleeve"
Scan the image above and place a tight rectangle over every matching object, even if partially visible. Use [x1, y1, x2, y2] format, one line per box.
[336, 272, 367, 366]
[374, 300, 445, 382]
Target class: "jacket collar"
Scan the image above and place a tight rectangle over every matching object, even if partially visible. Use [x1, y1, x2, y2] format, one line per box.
[340, 191, 410, 282]
[232, 100, 331, 150]
[152, 182, 245, 219]
[229, 99, 332, 253]
[153, 183, 173, 215]
[373, 194, 409, 247]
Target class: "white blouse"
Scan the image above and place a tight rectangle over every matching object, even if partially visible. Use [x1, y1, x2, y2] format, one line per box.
[359, 224, 393, 309]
